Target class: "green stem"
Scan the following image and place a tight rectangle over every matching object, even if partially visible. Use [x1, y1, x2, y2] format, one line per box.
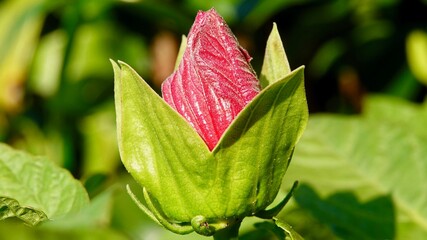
[212, 220, 241, 240]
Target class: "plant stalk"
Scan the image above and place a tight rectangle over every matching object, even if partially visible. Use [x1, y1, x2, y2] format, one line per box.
[212, 220, 241, 240]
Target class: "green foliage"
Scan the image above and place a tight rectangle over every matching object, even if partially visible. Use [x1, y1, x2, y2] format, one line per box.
[294, 185, 394, 240]
[0, 221, 128, 240]
[0, 144, 89, 222]
[1, 0, 427, 238]
[0, 197, 48, 226]
[41, 187, 115, 230]
[283, 95, 427, 239]
[274, 217, 304, 240]
[79, 103, 119, 178]
[406, 30, 427, 85]
[0, 0, 45, 112]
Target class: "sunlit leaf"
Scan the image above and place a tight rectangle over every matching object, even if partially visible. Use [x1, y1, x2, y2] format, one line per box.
[0, 143, 89, 220]
[274, 217, 304, 240]
[284, 96, 427, 239]
[0, 221, 128, 240]
[41, 187, 115, 230]
[0, 0, 46, 112]
[0, 197, 48, 226]
[364, 95, 427, 138]
[9, 118, 65, 166]
[406, 30, 427, 85]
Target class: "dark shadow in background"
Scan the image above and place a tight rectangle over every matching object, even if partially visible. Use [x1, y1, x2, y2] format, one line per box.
[294, 184, 395, 240]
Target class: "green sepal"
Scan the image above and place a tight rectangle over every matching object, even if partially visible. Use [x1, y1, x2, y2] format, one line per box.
[273, 217, 305, 240]
[126, 185, 232, 235]
[125, 185, 160, 226]
[212, 65, 307, 218]
[142, 187, 196, 234]
[255, 181, 299, 219]
[260, 23, 291, 88]
[113, 60, 216, 223]
[174, 35, 187, 70]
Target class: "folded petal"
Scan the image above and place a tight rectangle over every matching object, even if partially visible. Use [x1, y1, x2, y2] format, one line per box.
[162, 9, 260, 150]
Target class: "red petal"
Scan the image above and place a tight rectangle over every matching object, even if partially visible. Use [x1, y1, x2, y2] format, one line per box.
[162, 9, 260, 150]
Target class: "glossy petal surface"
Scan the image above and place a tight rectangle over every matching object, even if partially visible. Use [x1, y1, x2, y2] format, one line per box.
[162, 9, 260, 150]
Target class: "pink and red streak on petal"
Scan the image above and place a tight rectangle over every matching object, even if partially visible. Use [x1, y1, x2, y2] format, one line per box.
[161, 9, 261, 150]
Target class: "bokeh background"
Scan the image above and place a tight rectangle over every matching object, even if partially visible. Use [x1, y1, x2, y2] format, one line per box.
[1, 0, 427, 239]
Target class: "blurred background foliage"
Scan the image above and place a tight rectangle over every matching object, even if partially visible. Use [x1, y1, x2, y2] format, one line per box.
[1, 0, 427, 239]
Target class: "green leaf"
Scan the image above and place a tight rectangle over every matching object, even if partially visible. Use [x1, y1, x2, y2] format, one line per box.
[277, 203, 339, 240]
[256, 181, 299, 219]
[174, 35, 187, 70]
[0, 0, 46, 112]
[240, 219, 304, 240]
[213, 66, 307, 217]
[309, 39, 345, 77]
[0, 197, 48, 226]
[284, 97, 427, 239]
[41, 187, 115, 230]
[239, 220, 286, 240]
[0, 221, 128, 240]
[364, 95, 427, 138]
[293, 184, 394, 240]
[260, 23, 291, 88]
[383, 66, 421, 100]
[0, 143, 89, 221]
[274, 217, 304, 240]
[406, 30, 427, 85]
[184, 0, 240, 23]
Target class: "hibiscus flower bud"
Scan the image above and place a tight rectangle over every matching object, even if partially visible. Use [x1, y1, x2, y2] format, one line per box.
[162, 9, 260, 150]
[112, 8, 308, 237]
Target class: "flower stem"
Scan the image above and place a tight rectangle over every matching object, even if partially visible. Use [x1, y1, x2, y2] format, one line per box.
[212, 220, 241, 240]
